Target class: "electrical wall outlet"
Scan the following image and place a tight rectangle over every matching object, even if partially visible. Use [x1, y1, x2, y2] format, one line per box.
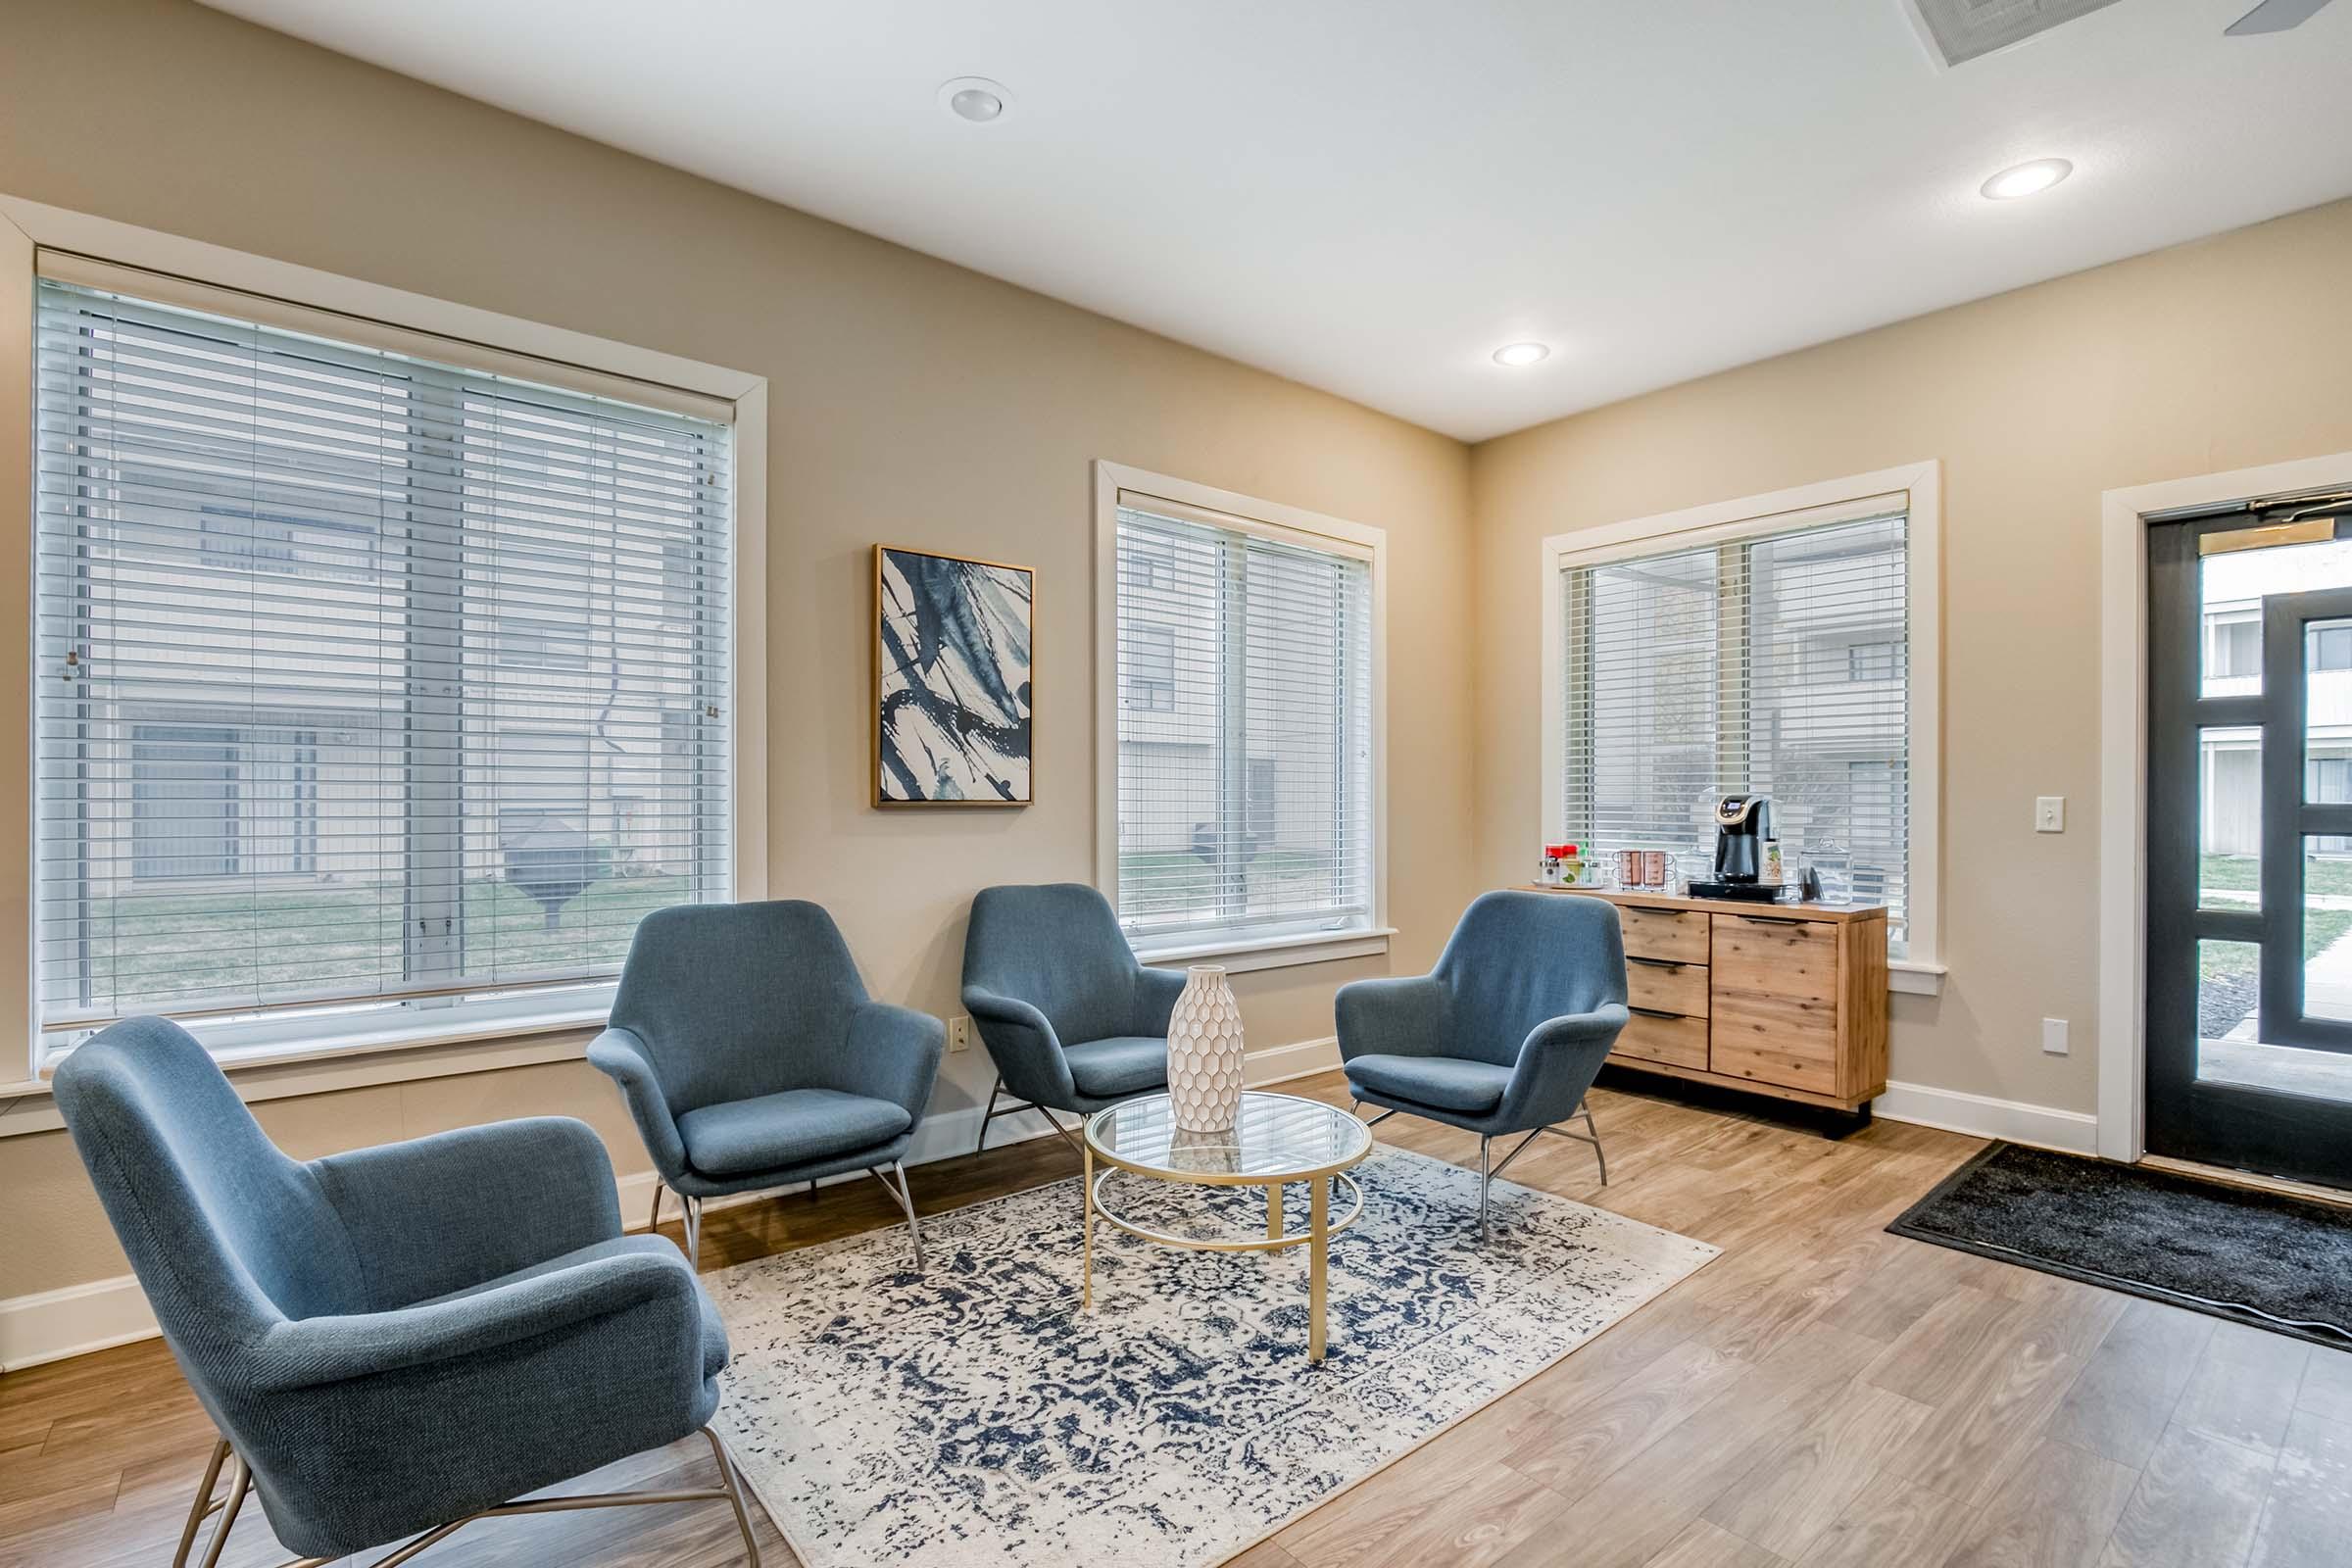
[2042, 1017, 2069, 1055]
[2034, 796, 2066, 833]
[949, 1015, 971, 1053]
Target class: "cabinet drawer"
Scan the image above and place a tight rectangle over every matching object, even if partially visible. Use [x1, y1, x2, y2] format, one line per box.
[1709, 991, 1838, 1095]
[1614, 1009, 1708, 1070]
[1626, 957, 1708, 1017]
[1619, 905, 1709, 965]
[1710, 913, 1838, 1003]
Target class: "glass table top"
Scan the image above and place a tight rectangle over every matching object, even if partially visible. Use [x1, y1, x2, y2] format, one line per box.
[1085, 1091, 1372, 1181]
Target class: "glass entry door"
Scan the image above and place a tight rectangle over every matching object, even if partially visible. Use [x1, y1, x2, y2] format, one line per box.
[2146, 513, 2352, 1189]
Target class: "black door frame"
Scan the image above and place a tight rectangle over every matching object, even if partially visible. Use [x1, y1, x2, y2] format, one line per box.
[2145, 517, 2352, 1189]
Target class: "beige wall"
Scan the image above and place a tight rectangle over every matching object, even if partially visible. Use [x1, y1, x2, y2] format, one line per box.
[1472, 196, 2352, 1117]
[0, 0, 1479, 1301]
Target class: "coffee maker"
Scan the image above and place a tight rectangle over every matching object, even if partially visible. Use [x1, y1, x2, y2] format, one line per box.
[1690, 794, 1782, 903]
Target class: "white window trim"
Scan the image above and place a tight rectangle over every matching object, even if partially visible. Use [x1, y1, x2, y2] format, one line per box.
[1091, 461, 1389, 971]
[1539, 461, 1944, 996]
[0, 194, 769, 1109]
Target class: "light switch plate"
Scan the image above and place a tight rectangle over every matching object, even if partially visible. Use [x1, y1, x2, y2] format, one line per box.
[2042, 1017, 2069, 1055]
[949, 1015, 971, 1053]
[2034, 796, 2066, 833]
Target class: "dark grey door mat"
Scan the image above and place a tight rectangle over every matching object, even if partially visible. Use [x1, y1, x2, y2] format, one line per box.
[1886, 1141, 2352, 1348]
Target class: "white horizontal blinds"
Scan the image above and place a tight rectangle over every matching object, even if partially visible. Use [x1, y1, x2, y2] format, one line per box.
[1747, 515, 1909, 951]
[1563, 543, 1727, 875]
[1114, 498, 1372, 945]
[1563, 510, 1910, 953]
[34, 277, 731, 1029]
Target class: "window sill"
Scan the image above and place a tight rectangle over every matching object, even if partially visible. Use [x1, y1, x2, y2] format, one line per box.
[1134, 926, 1396, 975]
[1889, 959, 1946, 997]
[2, 1005, 612, 1140]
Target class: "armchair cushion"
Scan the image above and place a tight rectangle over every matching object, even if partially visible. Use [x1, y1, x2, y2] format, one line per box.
[1064, 1036, 1169, 1100]
[677, 1088, 912, 1177]
[1345, 1054, 1513, 1115]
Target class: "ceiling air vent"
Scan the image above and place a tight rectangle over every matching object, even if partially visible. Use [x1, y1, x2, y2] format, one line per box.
[1901, 0, 2128, 67]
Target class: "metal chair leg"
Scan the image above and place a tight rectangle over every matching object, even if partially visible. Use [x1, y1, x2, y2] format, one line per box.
[1035, 1107, 1083, 1154]
[869, 1161, 925, 1270]
[870, 1161, 921, 1269]
[702, 1425, 763, 1567]
[172, 1439, 232, 1568]
[1532, 1106, 1609, 1186]
[976, 1077, 1004, 1153]
[648, 1182, 666, 1236]
[1478, 1108, 1610, 1244]
[684, 1194, 704, 1271]
[976, 1077, 1084, 1157]
[1479, 1137, 1492, 1245]
[193, 1452, 253, 1568]
[175, 1427, 765, 1568]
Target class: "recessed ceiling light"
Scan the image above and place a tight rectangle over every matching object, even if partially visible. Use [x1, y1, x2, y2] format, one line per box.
[1980, 158, 2073, 201]
[939, 76, 1011, 124]
[1493, 342, 1550, 368]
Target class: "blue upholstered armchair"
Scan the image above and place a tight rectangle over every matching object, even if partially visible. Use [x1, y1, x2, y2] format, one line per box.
[51, 1016, 760, 1568]
[590, 900, 945, 1269]
[961, 883, 1178, 1152]
[1336, 891, 1627, 1238]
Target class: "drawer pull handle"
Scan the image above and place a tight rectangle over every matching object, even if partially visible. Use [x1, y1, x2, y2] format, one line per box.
[1736, 914, 1809, 927]
[1628, 1005, 1685, 1019]
[1626, 956, 1686, 969]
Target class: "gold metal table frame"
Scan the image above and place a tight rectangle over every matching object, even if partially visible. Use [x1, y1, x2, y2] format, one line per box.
[1081, 1091, 1373, 1362]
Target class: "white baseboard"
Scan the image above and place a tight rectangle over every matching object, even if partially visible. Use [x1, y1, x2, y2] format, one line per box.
[0, 1274, 160, 1373]
[1874, 1079, 2099, 1155]
[1240, 1034, 1343, 1086]
[0, 1036, 1348, 1373]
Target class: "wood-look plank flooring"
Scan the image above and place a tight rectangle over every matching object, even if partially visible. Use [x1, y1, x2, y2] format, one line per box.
[5, 1069, 2349, 1568]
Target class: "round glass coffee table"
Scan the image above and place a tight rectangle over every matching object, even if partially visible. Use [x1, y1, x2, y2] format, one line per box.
[1082, 1091, 1372, 1362]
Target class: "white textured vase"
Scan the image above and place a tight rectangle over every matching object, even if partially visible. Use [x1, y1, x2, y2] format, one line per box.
[1166, 964, 1247, 1132]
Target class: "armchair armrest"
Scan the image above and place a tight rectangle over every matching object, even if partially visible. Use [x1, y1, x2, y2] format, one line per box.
[314, 1117, 620, 1308]
[255, 1248, 700, 1391]
[1334, 974, 1451, 1061]
[587, 1025, 687, 1182]
[961, 984, 1078, 1108]
[838, 1001, 947, 1120]
[1496, 1004, 1627, 1128]
[1135, 966, 1186, 1035]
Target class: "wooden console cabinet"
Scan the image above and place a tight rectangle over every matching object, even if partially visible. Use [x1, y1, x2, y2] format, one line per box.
[1525, 887, 1889, 1115]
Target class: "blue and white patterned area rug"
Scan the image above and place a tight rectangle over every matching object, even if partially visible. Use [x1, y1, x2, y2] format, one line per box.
[708, 1146, 1717, 1568]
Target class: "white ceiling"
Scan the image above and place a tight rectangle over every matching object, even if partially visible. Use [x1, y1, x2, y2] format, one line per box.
[199, 0, 2352, 442]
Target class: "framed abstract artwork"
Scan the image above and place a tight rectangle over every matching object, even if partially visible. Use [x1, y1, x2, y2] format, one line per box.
[873, 545, 1035, 806]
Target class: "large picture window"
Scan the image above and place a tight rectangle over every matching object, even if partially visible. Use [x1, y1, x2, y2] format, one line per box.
[33, 275, 733, 1047]
[1107, 486, 1378, 956]
[1556, 499, 1920, 958]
